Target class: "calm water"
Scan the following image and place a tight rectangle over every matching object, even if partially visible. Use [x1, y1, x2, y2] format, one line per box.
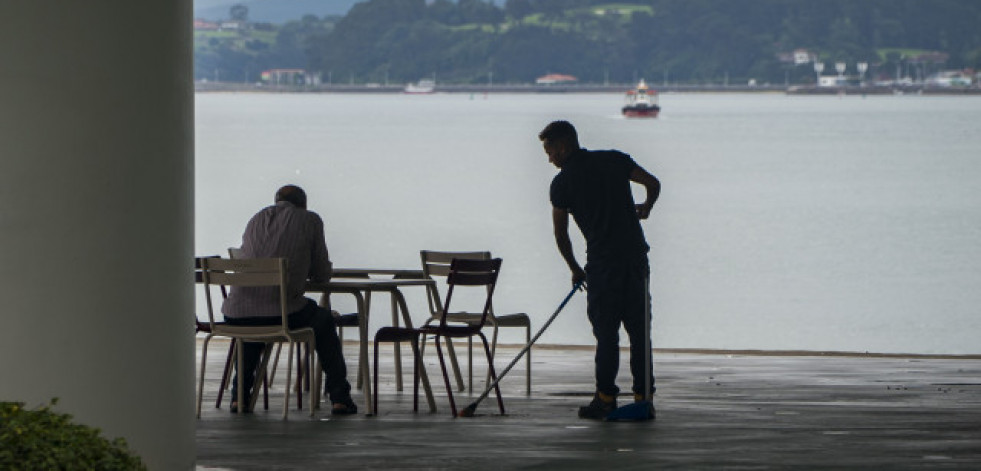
[195, 92, 981, 355]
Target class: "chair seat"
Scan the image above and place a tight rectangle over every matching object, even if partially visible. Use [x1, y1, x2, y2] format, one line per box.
[445, 312, 528, 326]
[419, 324, 481, 338]
[488, 313, 530, 326]
[333, 312, 360, 327]
[211, 324, 310, 339]
[196, 320, 225, 333]
[375, 326, 420, 343]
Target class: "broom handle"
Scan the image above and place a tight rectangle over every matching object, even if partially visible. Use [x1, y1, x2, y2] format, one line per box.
[644, 272, 652, 402]
[471, 282, 582, 405]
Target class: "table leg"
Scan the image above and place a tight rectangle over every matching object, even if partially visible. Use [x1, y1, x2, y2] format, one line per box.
[391, 293, 403, 391]
[359, 292, 372, 415]
[394, 291, 436, 412]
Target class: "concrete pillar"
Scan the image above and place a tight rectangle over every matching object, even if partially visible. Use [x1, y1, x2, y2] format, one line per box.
[0, 2, 194, 470]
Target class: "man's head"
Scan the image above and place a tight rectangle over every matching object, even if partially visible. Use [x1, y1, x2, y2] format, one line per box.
[275, 184, 307, 209]
[538, 120, 580, 168]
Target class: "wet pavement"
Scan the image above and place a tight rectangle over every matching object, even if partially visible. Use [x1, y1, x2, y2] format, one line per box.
[195, 339, 981, 470]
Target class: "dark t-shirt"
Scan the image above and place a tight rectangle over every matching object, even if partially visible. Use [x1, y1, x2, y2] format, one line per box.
[550, 148, 649, 263]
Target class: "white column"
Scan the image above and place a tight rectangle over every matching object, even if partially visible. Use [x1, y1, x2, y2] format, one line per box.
[0, 2, 194, 470]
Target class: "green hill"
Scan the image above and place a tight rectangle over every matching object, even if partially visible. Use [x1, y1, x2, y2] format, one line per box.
[195, 0, 981, 86]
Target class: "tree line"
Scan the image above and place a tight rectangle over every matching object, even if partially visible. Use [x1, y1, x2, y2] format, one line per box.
[194, 0, 981, 86]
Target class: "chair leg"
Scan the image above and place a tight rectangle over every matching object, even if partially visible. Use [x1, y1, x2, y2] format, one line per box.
[361, 292, 374, 391]
[215, 340, 235, 408]
[356, 343, 364, 390]
[484, 325, 500, 390]
[443, 336, 465, 392]
[267, 342, 283, 386]
[196, 335, 213, 418]
[412, 337, 421, 412]
[391, 295, 403, 392]
[373, 337, 381, 416]
[526, 324, 532, 395]
[269, 342, 283, 398]
[303, 343, 311, 391]
[249, 343, 273, 413]
[294, 343, 303, 410]
[262, 367, 270, 411]
[236, 340, 245, 415]
[308, 339, 318, 416]
[283, 341, 293, 420]
[478, 332, 505, 415]
[434, 335, 457, 417]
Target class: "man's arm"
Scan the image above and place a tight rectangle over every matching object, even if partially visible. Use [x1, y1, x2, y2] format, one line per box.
[552, 206, 586, 288]
[630, 166, 661, 220]
[309, 215, 331, 282]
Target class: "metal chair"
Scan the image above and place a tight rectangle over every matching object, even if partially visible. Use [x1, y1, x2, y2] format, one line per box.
[196, 257, 319, 419]
[226, 248, 309, 407]
[420, 250, 533, 394]
[194, 256, 270, 411]
[374, 258, 505, 417]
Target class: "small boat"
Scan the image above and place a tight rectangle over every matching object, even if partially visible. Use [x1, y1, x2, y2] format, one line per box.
[622, 79, 660, 118]
[405, 79, 435, 94]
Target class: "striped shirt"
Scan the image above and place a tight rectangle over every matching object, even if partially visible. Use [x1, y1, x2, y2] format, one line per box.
[221, 201, 330, 319]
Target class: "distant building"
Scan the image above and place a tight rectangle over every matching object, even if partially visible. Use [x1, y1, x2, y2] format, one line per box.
[193, 19, 219, 31]
[219, 21, 244, 31]
[594, 8, 630, 16]
[536, 74, 578, 85]
[776, 49, 815, 65]
[793, 49, 813, 65]
[909, 52, 950, 64]
[817, 76, 842, 87]
[261, 69, 311, 85]
[927, 70, 973, 87]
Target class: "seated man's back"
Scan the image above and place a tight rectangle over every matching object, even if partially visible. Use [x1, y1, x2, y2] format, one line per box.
[217, 184, 355, 414]
[222, 187, 330, 320]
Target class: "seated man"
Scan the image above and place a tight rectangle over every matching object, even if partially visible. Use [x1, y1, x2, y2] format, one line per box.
[222, 184, 356, 414]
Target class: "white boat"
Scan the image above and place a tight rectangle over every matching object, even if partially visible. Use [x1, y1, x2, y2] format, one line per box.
[405, 79, 435, 94]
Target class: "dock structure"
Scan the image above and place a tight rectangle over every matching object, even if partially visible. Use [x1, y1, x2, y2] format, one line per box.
[195, 340, 981, 469]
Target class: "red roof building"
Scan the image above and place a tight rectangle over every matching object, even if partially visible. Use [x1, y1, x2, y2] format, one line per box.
[535, 74, 578, 85]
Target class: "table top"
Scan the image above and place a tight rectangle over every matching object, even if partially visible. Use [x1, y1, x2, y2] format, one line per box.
[305, 270, 434, 292]
[332, 268, 425, 278]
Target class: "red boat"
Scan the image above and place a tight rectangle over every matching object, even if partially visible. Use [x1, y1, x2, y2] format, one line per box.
[622, 79, 660, 118]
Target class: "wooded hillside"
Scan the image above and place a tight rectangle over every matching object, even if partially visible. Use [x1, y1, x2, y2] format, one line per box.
[194, 0, 981, 86]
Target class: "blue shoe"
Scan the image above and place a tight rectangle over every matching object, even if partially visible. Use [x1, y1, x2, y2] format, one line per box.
[606, 400, 656, 421]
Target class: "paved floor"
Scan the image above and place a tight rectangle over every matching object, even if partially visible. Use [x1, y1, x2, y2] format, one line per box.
[195, 339, 981, 470]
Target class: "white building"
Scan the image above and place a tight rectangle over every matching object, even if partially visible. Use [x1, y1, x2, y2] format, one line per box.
[927, 70, 973, 87]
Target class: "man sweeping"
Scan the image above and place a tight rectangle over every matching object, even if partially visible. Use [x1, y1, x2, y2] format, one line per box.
[539, 120, 661, 420]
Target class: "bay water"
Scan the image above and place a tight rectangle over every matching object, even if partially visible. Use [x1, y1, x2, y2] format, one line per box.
[196, 92, 981, 355]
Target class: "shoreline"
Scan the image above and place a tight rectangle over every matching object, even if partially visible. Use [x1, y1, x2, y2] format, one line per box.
[195, 81, 981, 95]
[503, 344, 981, 360]
[200, 337, 981, 359]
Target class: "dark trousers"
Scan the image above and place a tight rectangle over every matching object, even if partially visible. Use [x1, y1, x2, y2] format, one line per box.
[585, 256, 655, 398]
[227, 299, 352, 405]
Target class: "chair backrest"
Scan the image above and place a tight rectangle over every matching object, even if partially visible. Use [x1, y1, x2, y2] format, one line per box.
[198, 257, 290, 332]
[420, 250, 491, 319]
[228, 247, 244, 259]
[194, 256, 225, 332]
[438, 257, 502, 330]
